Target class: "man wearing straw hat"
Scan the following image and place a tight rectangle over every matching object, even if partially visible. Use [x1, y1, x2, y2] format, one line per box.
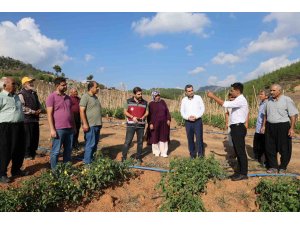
[18, 76, 42, 160]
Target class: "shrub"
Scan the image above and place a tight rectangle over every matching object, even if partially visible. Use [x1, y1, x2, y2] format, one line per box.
[255, 177, 300, 212]
[0, 157, 131, 212]
[158, 155, 225, 212]
[171, 111, 184, 126]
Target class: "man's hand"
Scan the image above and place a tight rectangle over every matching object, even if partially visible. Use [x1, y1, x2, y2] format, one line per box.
[50, 129, 57, 138]
[288, 128, 295, 137]
[207, 91, 215, 99]
[132, 116, 138, 123]
[167, 120, 170, 126]
[188, 116, 196, 121]
[260, 126, 265, 134]
[82, 123, 89, 132]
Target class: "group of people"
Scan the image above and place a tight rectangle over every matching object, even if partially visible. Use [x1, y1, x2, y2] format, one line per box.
[0, 76, 298, 184]
[207, 83, 298, 180]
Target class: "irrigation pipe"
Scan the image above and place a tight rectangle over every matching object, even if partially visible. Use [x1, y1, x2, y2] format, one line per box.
[37, 146, 300, 177]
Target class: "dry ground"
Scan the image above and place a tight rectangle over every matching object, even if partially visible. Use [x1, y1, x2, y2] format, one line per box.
[1, 115, 300, 212]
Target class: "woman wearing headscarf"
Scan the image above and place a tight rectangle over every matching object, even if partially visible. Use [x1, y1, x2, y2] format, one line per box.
[147, 90, 171, 157]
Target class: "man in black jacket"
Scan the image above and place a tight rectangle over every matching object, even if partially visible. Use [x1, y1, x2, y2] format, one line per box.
[18, 76, 42, 160]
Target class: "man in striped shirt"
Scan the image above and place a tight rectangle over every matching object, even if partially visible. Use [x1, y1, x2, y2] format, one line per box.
[122, 87, 148, 163]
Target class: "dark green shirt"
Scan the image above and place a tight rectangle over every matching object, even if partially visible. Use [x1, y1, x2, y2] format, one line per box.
[80, 93, 102, 126]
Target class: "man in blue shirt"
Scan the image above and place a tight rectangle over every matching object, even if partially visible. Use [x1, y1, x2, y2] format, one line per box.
[253, 90, 268, 166]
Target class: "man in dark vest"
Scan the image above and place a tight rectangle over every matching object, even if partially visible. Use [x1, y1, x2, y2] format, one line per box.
[18, 76, 42, 160]
[122, 86, 148, 163]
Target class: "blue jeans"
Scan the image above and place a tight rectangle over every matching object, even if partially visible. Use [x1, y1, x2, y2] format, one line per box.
[122, 125, 145, 160]
[185, 118, 204, 158]
[84, 125, 102, 164]
[50, 128, 73, 169]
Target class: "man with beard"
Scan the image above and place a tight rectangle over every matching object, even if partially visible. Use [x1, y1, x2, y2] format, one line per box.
[122, 86, 148, 163]
[80, 81, 102, 165]
[46, 77, 75, 170]
[18, 76, 42, 160]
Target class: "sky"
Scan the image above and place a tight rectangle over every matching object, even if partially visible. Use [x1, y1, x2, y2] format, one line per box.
[1, 12, 300, 90]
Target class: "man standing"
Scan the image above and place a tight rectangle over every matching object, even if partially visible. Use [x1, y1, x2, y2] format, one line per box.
[46, 77, 74, 170]
[180, 84, 205, 158]
[207, 82, 249, 181]
[80, 81, 102, 165]
[261, 84, 298, 174]
[253, 90, 268, 165]
[0, 77, 27, 183]
[70, 88, 81, 149]
[122, 87, 148, 163]
[18, 76, 42, 160]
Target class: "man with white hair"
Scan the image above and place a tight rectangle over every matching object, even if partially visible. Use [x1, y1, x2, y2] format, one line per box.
[261, 84, 299, 174]
[0, 77, 27, 183]
[0, 77, 7, 91]
[18, 76, 42, 160]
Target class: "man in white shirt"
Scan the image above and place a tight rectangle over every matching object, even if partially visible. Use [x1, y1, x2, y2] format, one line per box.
[180, 84, 205, 158]
[207, 82, 249, 181]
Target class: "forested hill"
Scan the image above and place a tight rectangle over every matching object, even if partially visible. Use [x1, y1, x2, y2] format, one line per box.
[0, 56, 55, 82]
[243, 61, 300, 100]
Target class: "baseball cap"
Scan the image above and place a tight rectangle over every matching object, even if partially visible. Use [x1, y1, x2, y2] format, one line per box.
[21, 76, 35, 85]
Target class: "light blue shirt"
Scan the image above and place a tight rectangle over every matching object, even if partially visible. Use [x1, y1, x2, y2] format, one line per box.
[255, 100, 267, 133]
[0, 90, 24, 123]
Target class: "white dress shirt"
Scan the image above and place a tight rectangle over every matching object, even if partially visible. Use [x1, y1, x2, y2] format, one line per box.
[223, 94, 248, 125]
[180, 95, 205, 120]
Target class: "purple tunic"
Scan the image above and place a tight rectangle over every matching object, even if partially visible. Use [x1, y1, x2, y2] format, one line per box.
[147, 99, 171, 144]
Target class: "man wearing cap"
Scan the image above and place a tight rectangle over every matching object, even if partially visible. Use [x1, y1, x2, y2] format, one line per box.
[0, 77, 27, 183]
[18, 76, 42, 160]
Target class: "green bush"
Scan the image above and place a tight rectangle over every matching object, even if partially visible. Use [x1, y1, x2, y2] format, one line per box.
[255, 177, 300, 212]
[171, 111, 184, 126]
[158, 155, 225, 212]
[0, 157, 132, 212]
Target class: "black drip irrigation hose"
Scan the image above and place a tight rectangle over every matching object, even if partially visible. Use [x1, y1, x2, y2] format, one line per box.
[38, 146, 300, 177]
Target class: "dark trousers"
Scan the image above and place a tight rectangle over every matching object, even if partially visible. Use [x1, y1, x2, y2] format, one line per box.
[24, 122, 40, 158]
[122, 125, 145, 160]
[253, 133, 265, 161]
[185, 118, 204, 158]
[72, 113, 81, 147]
[0, 122, 25, 176]
[265, 122, 292, 170]
[230, 123, 248, 175]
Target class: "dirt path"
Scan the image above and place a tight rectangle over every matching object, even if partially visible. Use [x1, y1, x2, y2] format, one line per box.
[1, 116, 300, 211]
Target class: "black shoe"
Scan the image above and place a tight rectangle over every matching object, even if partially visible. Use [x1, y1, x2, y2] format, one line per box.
[228, 173, 240, 179]
[0, 176, 11, 183]
[12, 170, 29, 177]
[231, 174, 248, 181]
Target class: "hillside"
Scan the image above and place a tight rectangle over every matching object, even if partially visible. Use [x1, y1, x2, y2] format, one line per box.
[243, 61, 300, 101]
[0, 56, 55, 82]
